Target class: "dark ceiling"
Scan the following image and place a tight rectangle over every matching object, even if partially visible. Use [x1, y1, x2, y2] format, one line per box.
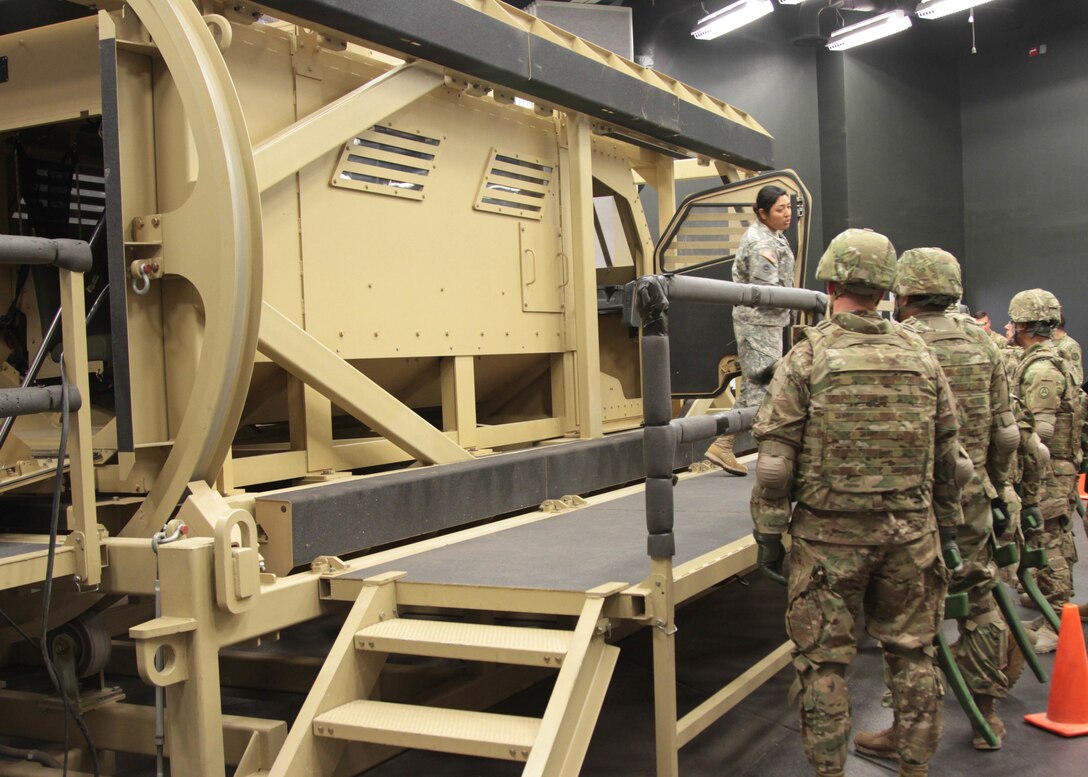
[0, 1, 1079, 55]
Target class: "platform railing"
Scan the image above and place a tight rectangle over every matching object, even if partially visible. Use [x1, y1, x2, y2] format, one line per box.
[0, 234, 100, 588]
[629, 273, 827, 777]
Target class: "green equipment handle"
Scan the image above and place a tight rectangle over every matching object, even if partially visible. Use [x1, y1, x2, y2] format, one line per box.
[992, 581, 1048, 683]
[989, 536, 1048, 682]
[935, 599, 999, 749]
[1017, 545, 1061, 632]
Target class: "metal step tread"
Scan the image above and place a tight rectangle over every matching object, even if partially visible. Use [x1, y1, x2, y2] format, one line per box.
[355, 618, 572, 665]
[313, 700, 540, 760]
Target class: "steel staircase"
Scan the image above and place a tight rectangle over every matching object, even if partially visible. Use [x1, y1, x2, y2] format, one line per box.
[263, 572, 621, 777]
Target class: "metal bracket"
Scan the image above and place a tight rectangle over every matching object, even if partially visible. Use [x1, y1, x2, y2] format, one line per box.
[214, 509, 262, 614]
[130, 616, 197, 687]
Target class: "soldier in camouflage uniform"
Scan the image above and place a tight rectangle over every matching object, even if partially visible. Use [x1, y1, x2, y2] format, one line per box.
[1054, 313, 1084, 385]
[974, 310, 1009, 351]
[854, 249, 1019, 754]
[750, 230, 964, 777]
[705, 185, 794, 476]
[1008, 289, 1085, 651]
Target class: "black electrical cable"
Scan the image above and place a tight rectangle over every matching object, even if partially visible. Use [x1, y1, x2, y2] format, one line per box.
[38, 360, 100, 777]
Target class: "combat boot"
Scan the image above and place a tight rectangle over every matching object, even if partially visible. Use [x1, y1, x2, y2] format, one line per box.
[1031, 622, 1059, 654]
[853, 725, 898, 761]
[704, 435, 747, 476]
[972, 694, 1005, 750]
[897, 763, 928, 777]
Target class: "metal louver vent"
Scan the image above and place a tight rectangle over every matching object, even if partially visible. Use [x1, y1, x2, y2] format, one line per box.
[661, 203, 752, 271]
[332, 125, 441, 201]
[474, 149, 553, 220]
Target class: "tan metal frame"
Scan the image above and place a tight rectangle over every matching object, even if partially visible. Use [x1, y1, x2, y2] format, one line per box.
[0, 2, 798, 775]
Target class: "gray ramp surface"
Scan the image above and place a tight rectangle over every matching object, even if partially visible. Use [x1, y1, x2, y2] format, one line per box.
[347, 473, 755, 591]
[0, 540, 48, 559]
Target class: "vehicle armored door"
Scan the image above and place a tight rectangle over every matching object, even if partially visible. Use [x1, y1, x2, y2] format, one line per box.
[652, 170, 811, 398]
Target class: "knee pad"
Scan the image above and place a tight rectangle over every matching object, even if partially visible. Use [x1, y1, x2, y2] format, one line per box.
[756, 440, 796, 499]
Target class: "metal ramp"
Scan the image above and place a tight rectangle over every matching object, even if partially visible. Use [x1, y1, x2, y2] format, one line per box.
[265, 572, 621, 777]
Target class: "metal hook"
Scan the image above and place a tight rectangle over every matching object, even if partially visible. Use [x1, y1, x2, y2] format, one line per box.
[132, 264, 152, 296]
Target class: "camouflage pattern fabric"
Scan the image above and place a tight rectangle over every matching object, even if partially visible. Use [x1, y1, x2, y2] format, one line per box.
[1012, 340, 1083, 607]
[815, 229, 898, 294]
[950, 492, 1011, 697]
[896, 305, 1014, 700]
[735, 321, 783, 410]
[752, 307, 960, 774]
[1008, 288, 1061, 324]
[1054, 332, 1084, 385]
[899, 311, 1013, 498]
[787, 535, 947, 771]
[732, 219, 794, 327]
[751, 311, 963, 541]
[1035, 517, 1078, 606]
[987, 328, 1008, 351]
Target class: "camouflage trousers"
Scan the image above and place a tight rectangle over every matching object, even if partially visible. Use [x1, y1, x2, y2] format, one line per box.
[951, 492, 1011, 699]
[787, 535, 947, 772]
[1035, 516, 1078, 608]
[734, 322, 783, 410]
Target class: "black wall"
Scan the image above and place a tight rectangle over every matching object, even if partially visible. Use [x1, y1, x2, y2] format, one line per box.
[633, 0, 1088, 349]
[960, 6, 1088, 348]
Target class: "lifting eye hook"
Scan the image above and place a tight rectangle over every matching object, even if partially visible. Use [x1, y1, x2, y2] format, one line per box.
[132, 262, 153, 296]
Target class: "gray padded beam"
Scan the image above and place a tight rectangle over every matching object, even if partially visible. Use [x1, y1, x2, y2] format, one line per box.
[0, 235, 92, 273]
[257, 0, 774, 169]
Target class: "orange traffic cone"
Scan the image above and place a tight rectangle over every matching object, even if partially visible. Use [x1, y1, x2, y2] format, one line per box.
[1025, 603, 1088, 736]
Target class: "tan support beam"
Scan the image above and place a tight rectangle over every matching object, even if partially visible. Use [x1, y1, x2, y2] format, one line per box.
[655, 156, 677, 240]
[253, 63, 445, 193]
[58, 268, 100, 586]
[677, 640, 793, 747]
[258, 302, 473, 465]
[650, 556, 679, 777]
[564, 115, 603, 439]
[158, 539, 227, 777]
[440, 356, 477, 450]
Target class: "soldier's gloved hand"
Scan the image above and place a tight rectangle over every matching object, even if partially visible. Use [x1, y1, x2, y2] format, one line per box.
[1021, 504, 1043, 540]
[753, 531, 787, 586]
[990, 498, 1010, 538]
[939, 529, 963, 574]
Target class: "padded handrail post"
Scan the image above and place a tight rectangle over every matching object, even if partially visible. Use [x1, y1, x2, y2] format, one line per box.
[636, 276, 676, 559]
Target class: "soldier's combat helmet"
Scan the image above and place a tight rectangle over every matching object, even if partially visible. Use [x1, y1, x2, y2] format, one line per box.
[1008, 288, 1061, 324]
[894, 248, 962, 298]
[815, 228, 897, 295]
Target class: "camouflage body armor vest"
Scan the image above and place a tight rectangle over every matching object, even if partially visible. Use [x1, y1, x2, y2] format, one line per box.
[794, 321, 938, 512]
[906, 317, 992, 471]
[1014, 348, 1083, 463]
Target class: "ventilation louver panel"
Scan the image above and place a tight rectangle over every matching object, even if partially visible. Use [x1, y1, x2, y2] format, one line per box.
[474, 149, 553, 221]
[332, 125, 441, 201]
[661, 203, 752, 272]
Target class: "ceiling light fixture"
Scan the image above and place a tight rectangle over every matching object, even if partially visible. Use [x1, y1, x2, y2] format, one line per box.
[691, 0, 774, 41]
[826, 10, 912, 51]
[916, 0, 995, 20]
[778, 0, 806, 5]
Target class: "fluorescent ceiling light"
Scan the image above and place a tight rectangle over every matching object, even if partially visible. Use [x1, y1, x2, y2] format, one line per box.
[916, 0, 996, 20]
[692, 0, 774, 41]
[778, 0, 806, 5]
[827, 10, 912, 51]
